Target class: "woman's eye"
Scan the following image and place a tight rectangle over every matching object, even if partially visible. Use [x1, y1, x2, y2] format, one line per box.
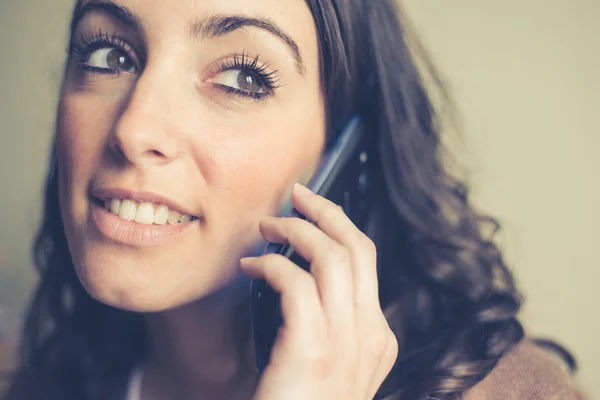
[85, 47, 136, 73]
[212, 69, 266, 94]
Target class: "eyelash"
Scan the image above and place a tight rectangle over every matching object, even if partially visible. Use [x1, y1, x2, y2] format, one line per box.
[67, 29, 137, 76]
[212, 51, 282, 100]
[67, 30, 282, 101]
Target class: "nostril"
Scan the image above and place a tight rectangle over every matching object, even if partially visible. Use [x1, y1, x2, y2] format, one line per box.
[107, 139, 128, 162]
[147, 149, 163, 157]
[108, 130, 178, 166]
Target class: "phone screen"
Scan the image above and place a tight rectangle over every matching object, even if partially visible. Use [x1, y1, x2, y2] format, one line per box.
[250, 116, 374, 372]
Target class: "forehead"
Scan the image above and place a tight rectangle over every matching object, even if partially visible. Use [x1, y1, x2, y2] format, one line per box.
[76, 0, 318, 49]
[77, 0, 314, 21]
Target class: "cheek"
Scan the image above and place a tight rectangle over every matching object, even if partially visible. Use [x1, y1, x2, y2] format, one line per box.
[57, 94, 111, 172]
[55, 89, 122, 230]
[56, 83, 133, 192]
[206, 112, 325, 225]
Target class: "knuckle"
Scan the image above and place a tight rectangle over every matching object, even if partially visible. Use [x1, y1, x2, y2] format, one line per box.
[262, 253, 286, 271]
[285, 217, 304, 237]
[360, 234, 377, 255]
[384, 331, 399, 367]
[304, 343, 334, 375]
[288, 217, 305, 227]
[318, 203, 343, 224]
[365, 329, 389, 358]
[292, 271, 316, 294]
[325, 245, 351, 266]
[262, 253, 282, 264]
[262, 254, 293, 284]
[386, 328, 399, 353]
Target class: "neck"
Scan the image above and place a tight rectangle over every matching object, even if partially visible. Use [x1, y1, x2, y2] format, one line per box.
[142, 274, 259, 399]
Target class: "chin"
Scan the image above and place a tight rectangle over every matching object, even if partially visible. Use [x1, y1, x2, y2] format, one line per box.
[71, 246, 246, 313]
[75, 262, 179, 312]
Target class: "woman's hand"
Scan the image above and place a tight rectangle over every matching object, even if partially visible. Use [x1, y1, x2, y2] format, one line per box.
[240, 183, 398, 400]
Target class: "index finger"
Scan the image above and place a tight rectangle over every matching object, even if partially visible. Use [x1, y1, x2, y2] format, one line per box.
[291, 183, 380, 306]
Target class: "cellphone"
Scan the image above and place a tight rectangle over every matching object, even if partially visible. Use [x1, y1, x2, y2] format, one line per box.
[250, 116, 374, 373]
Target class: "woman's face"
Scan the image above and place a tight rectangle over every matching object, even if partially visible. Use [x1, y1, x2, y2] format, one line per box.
[57, 0, 325, 311]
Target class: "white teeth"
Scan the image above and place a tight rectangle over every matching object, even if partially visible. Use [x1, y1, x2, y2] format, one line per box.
[119, 200, 137, 221]
[135, 202, 155, 225]
[110, 199, 122, 214]
[167, 210, 182, 225]
[154, 205, 169, 225]
[104, 198, 196, 225]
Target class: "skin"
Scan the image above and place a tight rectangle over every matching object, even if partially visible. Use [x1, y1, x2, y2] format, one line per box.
[56, 0, 397, 398]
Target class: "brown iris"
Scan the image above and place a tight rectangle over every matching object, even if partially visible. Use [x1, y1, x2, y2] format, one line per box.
[237, 71, 264, 93]
[105, 49, 134, 71]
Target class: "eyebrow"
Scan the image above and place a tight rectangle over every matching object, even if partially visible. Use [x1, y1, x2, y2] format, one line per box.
[72, 0, 143, 34]
[72, 1, 306, 75]
[190, 15, 306, 75]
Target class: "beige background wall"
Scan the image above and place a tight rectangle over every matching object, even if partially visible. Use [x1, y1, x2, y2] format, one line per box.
[0, 0, 598, 397]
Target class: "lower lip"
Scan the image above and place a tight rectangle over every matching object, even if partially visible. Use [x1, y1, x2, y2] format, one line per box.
[90, 201, 198, 247]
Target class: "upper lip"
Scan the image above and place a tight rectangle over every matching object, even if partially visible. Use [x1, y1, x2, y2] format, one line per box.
[91, 187, 200, 217]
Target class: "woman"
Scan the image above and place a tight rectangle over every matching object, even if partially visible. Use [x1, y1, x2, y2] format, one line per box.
[3, 0, 579, 399]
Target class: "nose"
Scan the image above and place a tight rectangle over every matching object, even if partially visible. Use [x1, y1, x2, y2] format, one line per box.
[109, 72, 181, 167]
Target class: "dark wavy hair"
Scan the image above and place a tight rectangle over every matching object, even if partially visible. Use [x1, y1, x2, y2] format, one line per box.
[4, 0, 539, 399]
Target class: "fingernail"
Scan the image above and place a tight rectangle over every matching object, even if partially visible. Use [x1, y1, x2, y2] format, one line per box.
[293, 183, 313, 196]
[240, 257, 258, 266]
[260, 216, 278, 226]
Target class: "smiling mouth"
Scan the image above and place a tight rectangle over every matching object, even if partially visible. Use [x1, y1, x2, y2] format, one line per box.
[93, 197, 200, 225]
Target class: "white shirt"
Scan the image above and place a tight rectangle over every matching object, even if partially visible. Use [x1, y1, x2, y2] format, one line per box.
[125, 366, 143, 400]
